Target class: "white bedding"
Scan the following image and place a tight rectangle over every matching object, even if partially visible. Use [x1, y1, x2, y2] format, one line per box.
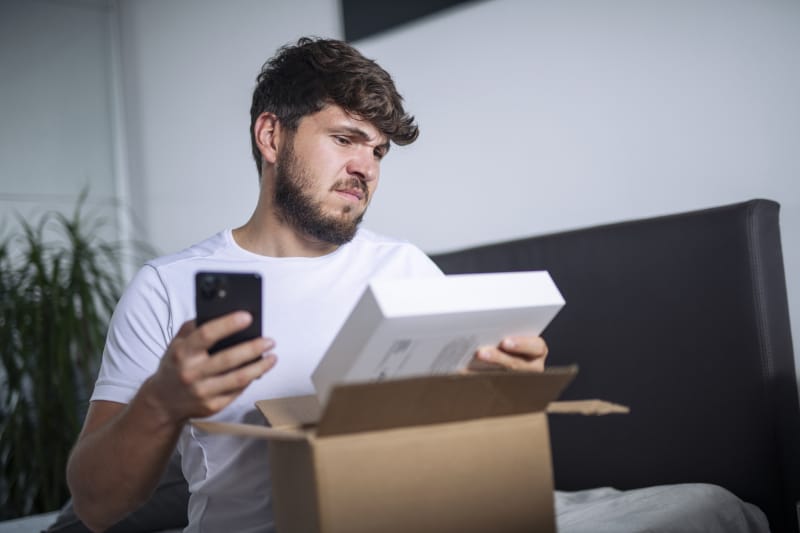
[0, 484, 769, 533]
[556, 483, 770, 533]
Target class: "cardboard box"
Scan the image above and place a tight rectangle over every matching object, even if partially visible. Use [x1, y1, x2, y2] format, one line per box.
[312, 271, 565, 403]
[195, 366, 628, 533]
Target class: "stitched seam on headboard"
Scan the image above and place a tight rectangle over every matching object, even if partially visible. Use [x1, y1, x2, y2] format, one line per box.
[745, 201, 775, 380]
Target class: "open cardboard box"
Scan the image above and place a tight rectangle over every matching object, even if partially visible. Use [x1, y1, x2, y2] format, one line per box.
[195, 366, 628, 533]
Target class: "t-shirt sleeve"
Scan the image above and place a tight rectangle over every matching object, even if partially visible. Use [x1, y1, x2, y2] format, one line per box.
[91, 264, 173, 404]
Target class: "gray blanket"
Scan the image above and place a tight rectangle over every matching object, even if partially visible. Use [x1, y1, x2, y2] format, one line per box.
[0, 483, 770, 532]
[556, 484, 770, 533]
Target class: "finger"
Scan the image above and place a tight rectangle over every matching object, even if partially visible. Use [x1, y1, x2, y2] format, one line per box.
[201, 391, 245, 415]
[499, 336, 549, 361]
[190, 311, 253, 352]
[197, 353, 278, 398]
[189, 389, 252, 418]
[202, 337, 275, 376]
[474, 346, 545, 372]
[465, 356, 505, 372]
[175, 319, 197, 339]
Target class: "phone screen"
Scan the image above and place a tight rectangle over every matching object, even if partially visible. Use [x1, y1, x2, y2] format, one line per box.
[195, 271, 262, 355]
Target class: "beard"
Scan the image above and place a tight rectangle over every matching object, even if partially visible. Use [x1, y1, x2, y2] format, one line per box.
[273, 141, 368, 245]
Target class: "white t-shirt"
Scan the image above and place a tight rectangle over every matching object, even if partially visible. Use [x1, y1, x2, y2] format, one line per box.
[91, 228, 443, 533]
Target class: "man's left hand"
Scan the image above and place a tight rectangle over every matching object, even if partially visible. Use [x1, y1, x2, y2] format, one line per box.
[469, 336, 549, 372]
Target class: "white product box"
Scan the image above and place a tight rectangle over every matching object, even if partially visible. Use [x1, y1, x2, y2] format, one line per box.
[311, 271, 565, 403]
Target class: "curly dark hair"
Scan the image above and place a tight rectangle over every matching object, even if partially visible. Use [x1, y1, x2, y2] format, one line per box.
[249, 36, 419, 175]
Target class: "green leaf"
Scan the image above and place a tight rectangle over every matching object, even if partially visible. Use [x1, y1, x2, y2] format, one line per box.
[0, 193, 133, 519]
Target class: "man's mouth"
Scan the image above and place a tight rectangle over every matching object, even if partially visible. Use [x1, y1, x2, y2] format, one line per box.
[333, 186, 365, 202]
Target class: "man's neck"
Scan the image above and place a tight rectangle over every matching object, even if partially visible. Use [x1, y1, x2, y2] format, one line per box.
[232, 211, 340, 258]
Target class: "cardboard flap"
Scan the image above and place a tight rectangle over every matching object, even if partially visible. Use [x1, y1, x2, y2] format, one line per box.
[192, 420, 306, 442]
[546, 400, 630, 415]
[316, 365, 578, 437]
[256, 395, 322, 428]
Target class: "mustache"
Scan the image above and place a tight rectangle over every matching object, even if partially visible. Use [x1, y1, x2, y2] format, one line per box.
[331, 178, 369, 200]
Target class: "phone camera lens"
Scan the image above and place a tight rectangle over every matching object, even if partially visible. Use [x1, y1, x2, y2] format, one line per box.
[199, 275, 219, 299]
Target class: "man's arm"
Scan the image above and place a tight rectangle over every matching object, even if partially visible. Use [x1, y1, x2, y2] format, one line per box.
[67, 312, 277, 533]
[66, 397, 180, 533]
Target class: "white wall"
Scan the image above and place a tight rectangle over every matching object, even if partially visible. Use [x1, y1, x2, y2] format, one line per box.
[355, 0, 800, 361]
[0, 0, 118, 226]
[116, 0, 342, 255]
[8, 1, 795, 366]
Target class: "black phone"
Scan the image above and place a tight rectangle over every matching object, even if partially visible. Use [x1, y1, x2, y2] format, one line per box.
[195, 271, 262, 355]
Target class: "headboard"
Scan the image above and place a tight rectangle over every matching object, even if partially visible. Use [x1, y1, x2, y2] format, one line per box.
[431, 199, 800, 532]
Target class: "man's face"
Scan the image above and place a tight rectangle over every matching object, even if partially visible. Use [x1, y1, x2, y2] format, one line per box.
[272, 105, 388, 245]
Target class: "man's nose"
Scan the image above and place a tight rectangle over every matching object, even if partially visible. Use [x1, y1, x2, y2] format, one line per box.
[347, 148, 379, 183]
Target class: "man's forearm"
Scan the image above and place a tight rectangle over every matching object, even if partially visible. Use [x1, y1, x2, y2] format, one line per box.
[67, 379, 184, 532]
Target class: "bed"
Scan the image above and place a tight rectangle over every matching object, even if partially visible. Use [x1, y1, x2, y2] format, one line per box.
[5, 199, 798, 532]
[432, 199, 800, 532]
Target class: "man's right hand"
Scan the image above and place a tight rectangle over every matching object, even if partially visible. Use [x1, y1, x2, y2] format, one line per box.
[67, 311, 277, 532]
[144, 311, 278, 424]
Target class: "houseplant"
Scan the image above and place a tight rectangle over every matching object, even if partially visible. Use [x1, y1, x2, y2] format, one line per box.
[0, 197, 139, 519]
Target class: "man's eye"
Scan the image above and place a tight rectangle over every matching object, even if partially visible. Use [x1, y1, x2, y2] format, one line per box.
[334, 136, 350, 145]
[374, 149, 386, 161]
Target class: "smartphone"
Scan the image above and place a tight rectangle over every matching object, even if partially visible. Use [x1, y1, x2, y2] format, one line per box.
[195, 271, 262, 355]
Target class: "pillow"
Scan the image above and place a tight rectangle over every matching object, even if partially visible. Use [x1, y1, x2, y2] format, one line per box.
[44, 453, 188, 533]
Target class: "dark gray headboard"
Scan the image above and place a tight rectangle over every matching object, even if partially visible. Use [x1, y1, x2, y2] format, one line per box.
[431, 199, 800, 533]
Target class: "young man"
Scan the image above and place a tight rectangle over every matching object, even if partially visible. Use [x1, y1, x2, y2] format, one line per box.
[67, 37, 549, 533]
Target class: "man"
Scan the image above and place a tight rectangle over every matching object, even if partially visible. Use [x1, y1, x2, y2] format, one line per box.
[66, 37, 549, 533]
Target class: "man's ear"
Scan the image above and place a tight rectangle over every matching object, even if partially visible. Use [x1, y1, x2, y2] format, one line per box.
[253, 112, 282, 165]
